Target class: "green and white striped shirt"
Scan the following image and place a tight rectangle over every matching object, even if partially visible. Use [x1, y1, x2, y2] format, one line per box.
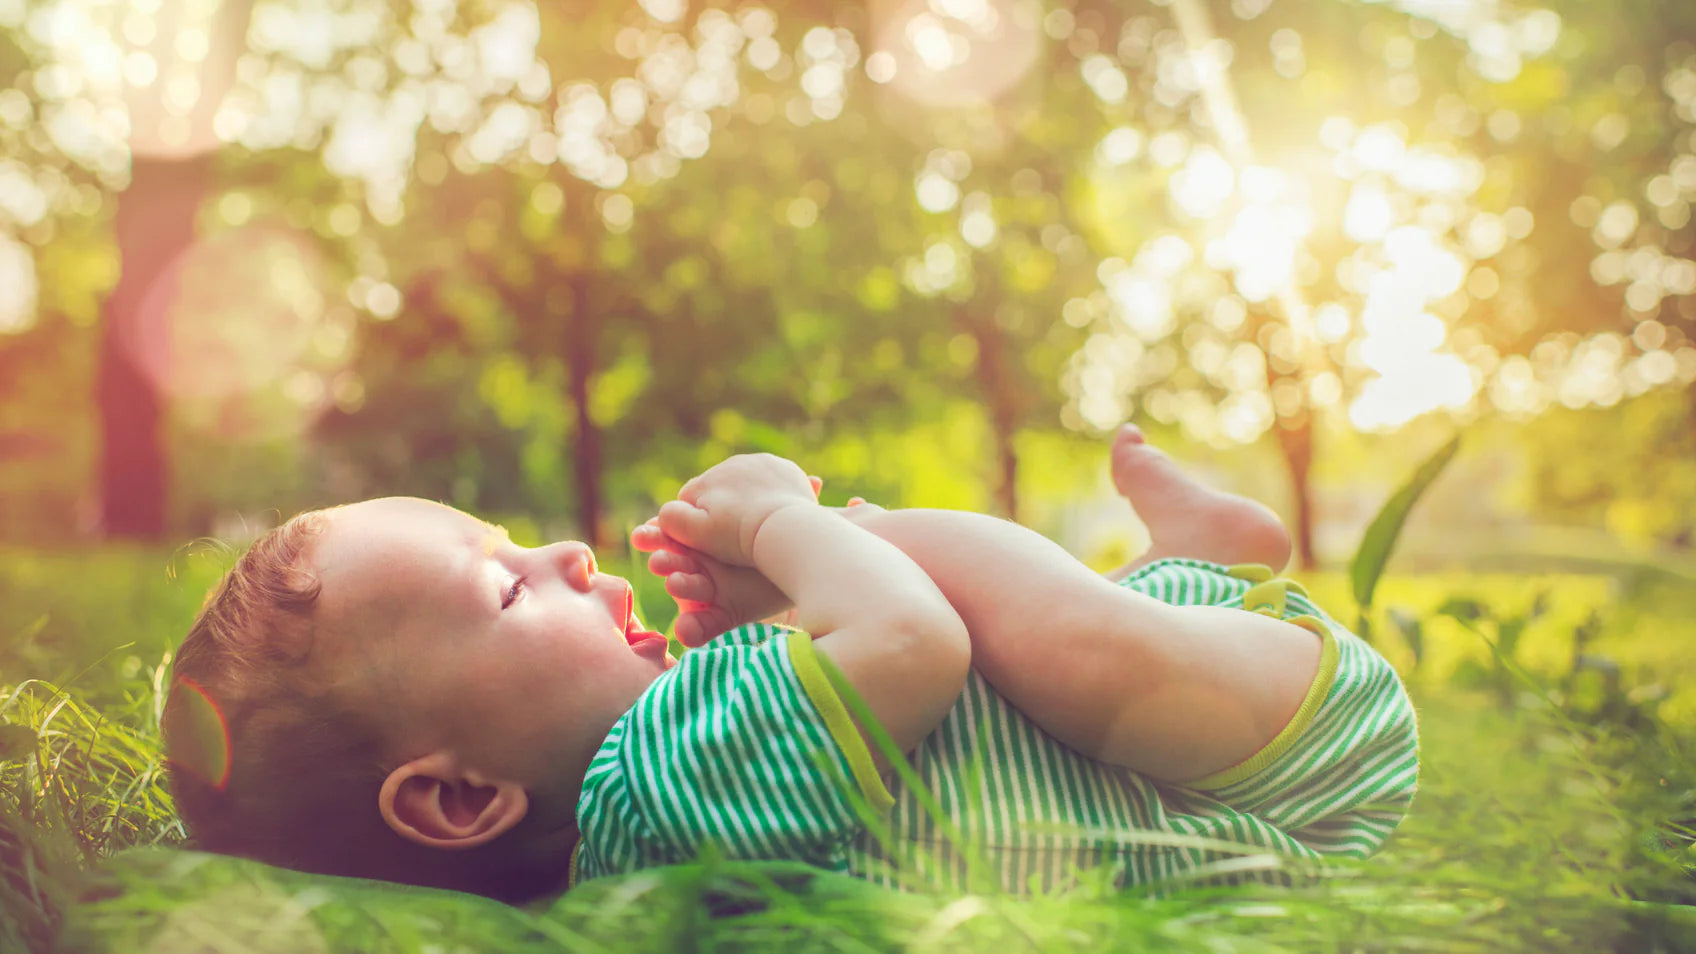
[571, 559, 1418, 895]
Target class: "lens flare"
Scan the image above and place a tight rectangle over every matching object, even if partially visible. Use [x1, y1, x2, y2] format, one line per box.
[872, 0, 1038, 108]
[116, 224, 348, 441]
[162, 675, 231, 791]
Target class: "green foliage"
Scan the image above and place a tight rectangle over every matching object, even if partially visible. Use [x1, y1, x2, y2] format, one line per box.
[0, 675, 181, 859]
[2, 2, 1695, 945]
[3, 0, 1693, 550]
[0, 547, 1693, 952]
[0, 545, 228, 698]
[0, 670, 182, 954]
[1511, 391, 1696, 548]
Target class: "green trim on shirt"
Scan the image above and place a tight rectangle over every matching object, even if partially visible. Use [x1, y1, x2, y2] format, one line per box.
[784, 631, 896, 814]
[1224, 562, 1274, 582]
[1181, 613, 1341, 791]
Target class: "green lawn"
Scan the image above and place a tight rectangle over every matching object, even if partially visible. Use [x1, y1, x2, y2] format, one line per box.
[3, 551, 1693, 952]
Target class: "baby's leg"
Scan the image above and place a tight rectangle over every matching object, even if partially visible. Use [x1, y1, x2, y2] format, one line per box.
[1104, 424, 1292, 578]
[841, 506, 1321, 784]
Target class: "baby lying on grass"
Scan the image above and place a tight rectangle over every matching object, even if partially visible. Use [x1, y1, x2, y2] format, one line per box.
[164, 427, 1417, 901]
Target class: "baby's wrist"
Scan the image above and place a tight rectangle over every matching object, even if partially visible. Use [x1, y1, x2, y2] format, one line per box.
[746, 498, 820, 567]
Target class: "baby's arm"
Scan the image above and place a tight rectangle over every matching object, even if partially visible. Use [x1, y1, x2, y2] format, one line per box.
[655, 456, 970, 777]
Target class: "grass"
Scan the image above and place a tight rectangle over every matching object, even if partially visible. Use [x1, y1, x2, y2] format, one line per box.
[2, 547, 1695, 952]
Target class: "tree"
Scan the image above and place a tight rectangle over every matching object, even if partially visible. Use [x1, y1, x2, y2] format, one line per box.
[1057, 0, 1696, 565]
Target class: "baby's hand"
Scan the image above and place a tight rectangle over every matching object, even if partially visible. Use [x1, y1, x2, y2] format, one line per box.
[656, 453, 817, 566]
[632, 520, 792, 647]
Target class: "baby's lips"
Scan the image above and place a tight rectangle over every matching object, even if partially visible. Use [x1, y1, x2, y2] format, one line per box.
[619, 581, 667, 647]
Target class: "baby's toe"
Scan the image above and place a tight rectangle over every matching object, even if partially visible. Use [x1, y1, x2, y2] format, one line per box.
[665, 571, 716, 605]
[668, 607, 736, 645]
[674, 607, 738, 648]
[675, 613, 705, 648]
[648, 549, 699, 578]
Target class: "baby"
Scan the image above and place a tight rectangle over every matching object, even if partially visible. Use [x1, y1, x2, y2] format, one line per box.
[163, 426, 1417, 900]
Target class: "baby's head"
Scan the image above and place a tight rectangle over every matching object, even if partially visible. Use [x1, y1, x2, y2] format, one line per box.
[164, 497, 674, 899]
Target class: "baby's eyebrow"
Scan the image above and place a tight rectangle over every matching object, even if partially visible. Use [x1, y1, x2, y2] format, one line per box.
[479, 523, 510, 556]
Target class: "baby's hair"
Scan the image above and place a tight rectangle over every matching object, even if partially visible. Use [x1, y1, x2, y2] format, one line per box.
[163, 508, 399, 878]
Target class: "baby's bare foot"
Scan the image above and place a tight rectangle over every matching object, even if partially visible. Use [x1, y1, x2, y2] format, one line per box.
[1109, 423, 1292, 572]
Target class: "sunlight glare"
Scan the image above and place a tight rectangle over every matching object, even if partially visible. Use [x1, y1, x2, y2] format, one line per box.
[1081, 54, 1129, 104]
[0, 234, 36, 334]
[1382, 226, 1467, 297]
[0, 160, 48, 226]
[1206, 201, 1310, 302]
[324, 90, 421, 195]
[1344, 185, 1395, 242]
[1351, 124, 1406, 171]
[1218, 390, 1274, 444]
[960, 192, 996, 247]
[474, 4, 541, 87]
[1108, 274, 1175, 341]
[1349, 352, 1473, 429]
[638, 0, 684, 24]
[877, 0, 1037, 107]
[1096, 127, 1143, 166]
[1314, 302, 1350, 342]
[1169, 147, 1234, 219]
[908, 15, 957, 71]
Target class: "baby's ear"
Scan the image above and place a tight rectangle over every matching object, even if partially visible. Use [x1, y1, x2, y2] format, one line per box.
[378, 752, 528, 850]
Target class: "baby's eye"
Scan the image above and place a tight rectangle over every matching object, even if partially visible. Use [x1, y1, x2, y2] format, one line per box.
[502, 577, 526, 610]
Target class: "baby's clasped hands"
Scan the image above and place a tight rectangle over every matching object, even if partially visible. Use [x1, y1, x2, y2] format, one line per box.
[655, 453, 821, 568]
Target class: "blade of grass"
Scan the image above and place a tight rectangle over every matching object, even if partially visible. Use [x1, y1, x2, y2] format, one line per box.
[1352, 434, 1461, 636]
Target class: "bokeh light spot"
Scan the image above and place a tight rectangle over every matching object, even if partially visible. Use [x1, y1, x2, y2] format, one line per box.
[0, 234, 37, 334]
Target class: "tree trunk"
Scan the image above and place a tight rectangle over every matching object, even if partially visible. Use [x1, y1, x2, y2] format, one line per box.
[1272, 410, 1317, 570]
[957, 308, 1019, 520]
[1249, 303, 1320, 570]
[564, 276, 605, 549]
[97, 154, 213, 540]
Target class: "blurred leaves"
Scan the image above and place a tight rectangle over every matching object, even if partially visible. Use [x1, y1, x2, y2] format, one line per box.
[0, 724, 35, 765]
[0, 0, 1690, 546]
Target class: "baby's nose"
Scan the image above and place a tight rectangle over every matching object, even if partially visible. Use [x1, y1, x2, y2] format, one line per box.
[550, 541, 597, 591]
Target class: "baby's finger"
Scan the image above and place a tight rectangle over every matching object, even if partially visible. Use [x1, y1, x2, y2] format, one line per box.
[808, 475, 823, 498]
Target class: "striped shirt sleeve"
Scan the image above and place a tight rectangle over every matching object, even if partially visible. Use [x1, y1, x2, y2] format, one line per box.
[573, 624, 895, 882]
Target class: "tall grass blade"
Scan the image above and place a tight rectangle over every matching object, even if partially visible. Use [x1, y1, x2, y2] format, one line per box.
[1351, 434, 1461, 635]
